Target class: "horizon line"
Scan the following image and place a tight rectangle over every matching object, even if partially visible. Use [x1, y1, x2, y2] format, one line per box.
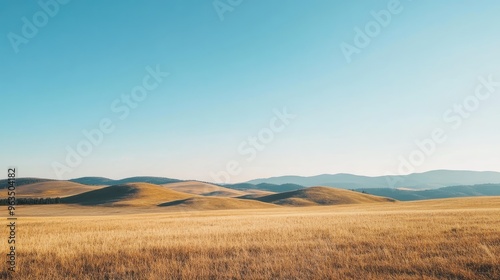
[2, 168, 500, 182]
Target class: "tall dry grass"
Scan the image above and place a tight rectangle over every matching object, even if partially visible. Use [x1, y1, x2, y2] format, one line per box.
[2, 197, 500, 279]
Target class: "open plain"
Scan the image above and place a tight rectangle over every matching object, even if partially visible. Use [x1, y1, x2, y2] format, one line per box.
[2, 195, 499, 279]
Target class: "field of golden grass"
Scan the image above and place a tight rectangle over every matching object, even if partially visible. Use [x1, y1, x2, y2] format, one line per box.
[2, 196, 499, 279]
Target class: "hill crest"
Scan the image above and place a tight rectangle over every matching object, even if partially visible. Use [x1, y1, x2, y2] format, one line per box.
[254, 186, 396, 206]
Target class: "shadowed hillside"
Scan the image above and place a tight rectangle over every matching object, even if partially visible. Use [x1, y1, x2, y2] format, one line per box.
[69, 177, 115, 185]
[254, 186, 396, 206]
[236, 190, 276, 199]
[62, 183, 193, 206]
[158, 196, 278, 210]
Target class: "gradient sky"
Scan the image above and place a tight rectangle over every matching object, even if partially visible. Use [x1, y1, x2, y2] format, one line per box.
[1, 1, 499, 182]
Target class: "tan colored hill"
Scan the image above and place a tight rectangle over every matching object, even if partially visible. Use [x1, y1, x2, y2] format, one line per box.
[237, 190, 277, 199]
[158, 196, 278, 211]
[62, 183, 193, 206]
[163, 181, 247, 197]
[255, 186, 396, 206]
[0, 181, 105, 198]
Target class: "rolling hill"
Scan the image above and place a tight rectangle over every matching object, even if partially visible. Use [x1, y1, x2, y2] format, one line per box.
[0, 181, 104, 198]
[163, 181, 247, 197]
[253, 186, 396, 206]
[4, 170, 500, 205]
[62, 183, 192, 206]
[0, 177, 55, 189]
[69, 177, 115, 185]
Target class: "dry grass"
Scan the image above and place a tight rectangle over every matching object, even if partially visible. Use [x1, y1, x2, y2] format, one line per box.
[2, 197, 500, 279]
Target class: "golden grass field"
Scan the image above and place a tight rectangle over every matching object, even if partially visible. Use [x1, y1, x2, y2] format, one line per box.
[2, 196, 500, 279]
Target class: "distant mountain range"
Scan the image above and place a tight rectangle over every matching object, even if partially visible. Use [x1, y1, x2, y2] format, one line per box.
[246, 170, 500, 190]
[1, 170, 500, 202]
[356, 184, 500, 201]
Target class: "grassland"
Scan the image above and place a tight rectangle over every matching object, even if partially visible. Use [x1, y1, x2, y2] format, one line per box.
[2, 196, 500, 279]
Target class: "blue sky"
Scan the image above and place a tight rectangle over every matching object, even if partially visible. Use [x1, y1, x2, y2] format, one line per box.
[1, 0, 500, 182]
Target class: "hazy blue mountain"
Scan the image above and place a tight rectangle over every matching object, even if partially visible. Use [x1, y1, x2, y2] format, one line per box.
[356, 184, 500, 201]
[246, 170, 500, 190]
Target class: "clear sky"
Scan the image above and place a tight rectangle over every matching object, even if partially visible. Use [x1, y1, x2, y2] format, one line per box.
[1, 1, 499, 182]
